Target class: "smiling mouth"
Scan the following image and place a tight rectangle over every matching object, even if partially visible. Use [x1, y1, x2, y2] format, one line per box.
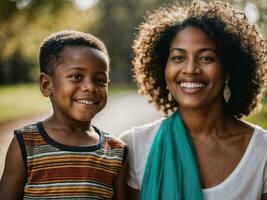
[178, 82, 206, 89]
[74, 99, 97, 105]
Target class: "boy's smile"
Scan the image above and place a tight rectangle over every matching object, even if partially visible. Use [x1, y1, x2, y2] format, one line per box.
[74, 99, 98, 105]
[47, 46, 109, 123]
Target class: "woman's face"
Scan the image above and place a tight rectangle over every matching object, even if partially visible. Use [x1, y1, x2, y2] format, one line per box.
[165, 26, 226, 110]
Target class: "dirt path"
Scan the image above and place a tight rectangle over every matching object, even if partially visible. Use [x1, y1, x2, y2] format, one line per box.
[0, 91, 163, 177]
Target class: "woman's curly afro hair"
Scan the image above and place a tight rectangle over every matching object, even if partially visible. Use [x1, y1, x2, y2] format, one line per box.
[133, 0, 267, 117]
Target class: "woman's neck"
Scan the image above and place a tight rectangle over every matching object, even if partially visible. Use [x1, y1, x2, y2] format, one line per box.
[179, 105, 234, 139]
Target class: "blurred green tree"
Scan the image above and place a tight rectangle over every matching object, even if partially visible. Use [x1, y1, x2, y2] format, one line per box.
[0, 0, 100, 84]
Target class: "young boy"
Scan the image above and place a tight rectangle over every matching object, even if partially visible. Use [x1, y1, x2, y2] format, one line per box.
[0, 30, 128, 199]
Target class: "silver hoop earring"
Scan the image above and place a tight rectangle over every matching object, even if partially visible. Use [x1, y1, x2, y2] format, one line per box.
[223, 80, 231, 103]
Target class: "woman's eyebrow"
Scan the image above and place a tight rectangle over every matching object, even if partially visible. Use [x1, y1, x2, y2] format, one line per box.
[198, 48, 217, 53]
[170, 48, 185, 53]
[170, 47, 217, 53]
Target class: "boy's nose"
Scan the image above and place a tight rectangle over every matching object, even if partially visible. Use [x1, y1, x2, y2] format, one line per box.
[81, 81, 96, 93]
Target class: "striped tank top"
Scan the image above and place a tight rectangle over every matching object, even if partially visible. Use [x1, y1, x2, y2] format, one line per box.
[15, 122, 127, 199]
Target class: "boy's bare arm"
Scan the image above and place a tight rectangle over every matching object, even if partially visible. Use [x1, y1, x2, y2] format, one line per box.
[0, 136, 25, 199]
[113, 161, 129, 200]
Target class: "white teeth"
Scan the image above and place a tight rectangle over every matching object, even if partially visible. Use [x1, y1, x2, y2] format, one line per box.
[179, 82, 205, 89]
[76, 100, 95, 105]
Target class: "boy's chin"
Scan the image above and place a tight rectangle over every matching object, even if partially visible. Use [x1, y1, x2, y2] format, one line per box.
[72, 114, 96, 123]
[76, 117, 94, 123]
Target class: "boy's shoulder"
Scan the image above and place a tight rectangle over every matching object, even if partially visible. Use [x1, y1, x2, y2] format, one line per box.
[14, 123, 41, 148]
[94, 127, 126, 149]
[101, 131, 128, 162]
[103, 132, 126, 145]
[16, 123, 39, 134]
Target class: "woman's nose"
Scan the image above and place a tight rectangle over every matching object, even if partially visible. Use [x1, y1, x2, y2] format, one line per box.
[182, 59, 200, 74]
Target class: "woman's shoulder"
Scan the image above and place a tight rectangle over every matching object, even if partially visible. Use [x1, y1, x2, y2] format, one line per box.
[119, 118, 164, 144]
[246, 125, 267, 162]
[254, 125, 267, 145]
[119, 118, 165, 189]
[238, 121, 267, 149]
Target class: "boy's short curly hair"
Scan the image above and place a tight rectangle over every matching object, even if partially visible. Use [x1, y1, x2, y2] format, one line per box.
[39, 30, 109, 75]
[133, 0, 267, 117]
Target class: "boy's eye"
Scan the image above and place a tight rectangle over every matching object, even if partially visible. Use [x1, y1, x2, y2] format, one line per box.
[71, 74, 83, 81]
[96, 79, 108, 86]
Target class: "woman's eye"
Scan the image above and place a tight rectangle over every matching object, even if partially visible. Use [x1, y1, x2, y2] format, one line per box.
[199, 56, 215, 63]
[171, 55, 185, 63]
[71, 74, 82, 81]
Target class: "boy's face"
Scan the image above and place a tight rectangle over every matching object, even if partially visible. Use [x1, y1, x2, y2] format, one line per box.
[41, 46, 109, 123]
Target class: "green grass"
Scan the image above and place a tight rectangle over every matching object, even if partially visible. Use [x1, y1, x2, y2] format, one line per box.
[0, 83, 136, 123]
[0, 84, 51, 123]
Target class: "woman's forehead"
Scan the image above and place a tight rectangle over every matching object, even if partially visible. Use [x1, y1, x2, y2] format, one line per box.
[170, 26, 216, 50]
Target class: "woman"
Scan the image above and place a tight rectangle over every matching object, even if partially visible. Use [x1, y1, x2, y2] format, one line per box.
[120, 1, 267, 199]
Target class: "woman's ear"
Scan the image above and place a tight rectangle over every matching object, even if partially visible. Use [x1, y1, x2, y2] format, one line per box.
[224, 71, 230, 82]
[40, 72, 52, 97]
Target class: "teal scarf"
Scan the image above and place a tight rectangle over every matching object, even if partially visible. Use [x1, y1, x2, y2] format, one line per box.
[140, 111, 203, 200]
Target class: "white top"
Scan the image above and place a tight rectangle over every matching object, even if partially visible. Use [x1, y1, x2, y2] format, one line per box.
[120, 119, 267, 200]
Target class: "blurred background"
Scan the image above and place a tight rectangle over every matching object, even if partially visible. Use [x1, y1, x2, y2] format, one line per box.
[0, 0, 267, 125]
[0, 0, 267, 177]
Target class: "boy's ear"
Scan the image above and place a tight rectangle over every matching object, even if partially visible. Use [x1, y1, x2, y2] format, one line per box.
[40, 72, 52, 97]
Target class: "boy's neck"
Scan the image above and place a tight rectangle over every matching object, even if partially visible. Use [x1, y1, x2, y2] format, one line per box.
[43, 115, 92, 134]
[41, 115, 101, 147]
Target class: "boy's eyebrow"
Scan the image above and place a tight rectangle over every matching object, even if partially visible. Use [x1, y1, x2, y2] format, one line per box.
[66, 67, 108, 76]
[66, 65, 108, 71]
[66, 66, 85, 71]
[96, 71, 108, 76]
